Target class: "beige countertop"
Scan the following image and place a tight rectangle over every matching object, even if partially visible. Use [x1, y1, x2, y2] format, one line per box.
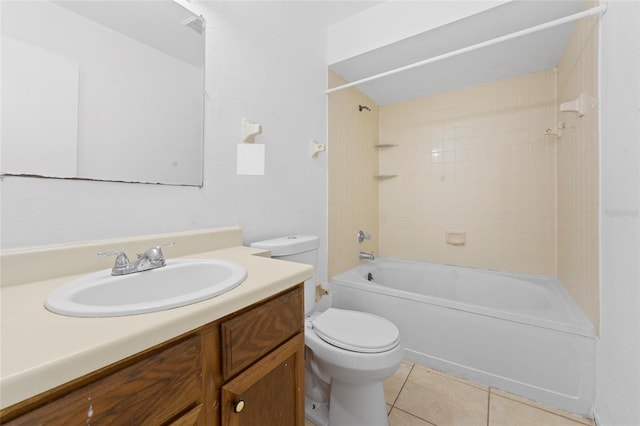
[0, 246, 313, 410]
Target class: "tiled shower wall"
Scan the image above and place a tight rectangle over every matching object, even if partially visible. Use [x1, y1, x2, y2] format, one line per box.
[378, 70, 557, 276]
[556, 4, 600, 330]
[328, 8, 600, 330]
[327, 70, 379, 277]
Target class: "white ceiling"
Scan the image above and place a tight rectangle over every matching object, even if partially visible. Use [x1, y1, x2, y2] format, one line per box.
[330, 1, 587, 106]
[306, 1, 385, 27]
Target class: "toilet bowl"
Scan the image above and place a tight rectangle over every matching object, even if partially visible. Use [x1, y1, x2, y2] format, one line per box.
[305, 309, 404, 426]
[250, 236, 404, 426]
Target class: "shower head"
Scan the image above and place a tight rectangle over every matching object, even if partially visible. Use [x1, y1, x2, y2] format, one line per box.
[358, 105, 371, 112]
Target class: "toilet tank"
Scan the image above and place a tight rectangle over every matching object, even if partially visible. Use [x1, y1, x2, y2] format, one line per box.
[250, 235, 319, 312]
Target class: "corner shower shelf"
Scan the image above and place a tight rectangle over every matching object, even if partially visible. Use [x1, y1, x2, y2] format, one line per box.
[374, 144, 398, 148]
[374, 174, 398, 179]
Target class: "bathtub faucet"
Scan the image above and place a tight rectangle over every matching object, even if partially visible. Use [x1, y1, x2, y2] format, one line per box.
[359, 251, 375, 261]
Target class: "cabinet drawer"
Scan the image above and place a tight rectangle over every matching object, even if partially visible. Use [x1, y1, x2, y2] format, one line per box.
[6, 336, 202, 426]
[221, 286, 303, 380]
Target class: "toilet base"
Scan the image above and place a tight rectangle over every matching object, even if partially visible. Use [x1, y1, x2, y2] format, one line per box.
[305, 397, 329, 426]
[328, 380, 389, 426]
[305, 382, 388, 426]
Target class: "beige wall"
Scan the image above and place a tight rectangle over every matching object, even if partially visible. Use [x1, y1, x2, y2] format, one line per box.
[378, 70, 557, 275]
[556, 3, 600, 330]
[327, 70, 379, 277]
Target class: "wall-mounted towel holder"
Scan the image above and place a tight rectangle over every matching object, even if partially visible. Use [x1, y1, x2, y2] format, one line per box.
[311, 140, 325, 158]
[546, 92, 596, 138]
[560, 92, 597, 117]
[242, 118, 262, 142]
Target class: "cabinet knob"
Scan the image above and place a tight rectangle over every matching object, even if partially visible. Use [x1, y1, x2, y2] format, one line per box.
[233, 398, 245, 413]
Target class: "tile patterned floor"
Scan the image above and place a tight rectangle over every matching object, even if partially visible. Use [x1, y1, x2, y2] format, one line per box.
[305, 360, 595, 426]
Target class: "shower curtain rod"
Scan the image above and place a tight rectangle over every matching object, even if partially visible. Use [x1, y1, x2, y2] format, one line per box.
[326, 3, 607, 95]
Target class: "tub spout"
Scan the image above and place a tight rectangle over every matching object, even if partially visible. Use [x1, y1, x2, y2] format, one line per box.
[359, 251, 375, 261]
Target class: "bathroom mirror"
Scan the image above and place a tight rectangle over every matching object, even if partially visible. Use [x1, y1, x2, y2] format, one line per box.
[1, 0, 205, 186]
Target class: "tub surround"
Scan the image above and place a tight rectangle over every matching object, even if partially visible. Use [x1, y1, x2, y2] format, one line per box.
[327, 69, 379, 278]
[377, 69, 557, 277]
[0, 227, 313, 410]
[556, 0, 600, 332]
[328, 1, 601, 336]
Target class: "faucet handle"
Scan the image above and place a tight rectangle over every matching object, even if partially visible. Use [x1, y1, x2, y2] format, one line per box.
[98, 251, 130, 271]
[357, 230, 371, 243]
[141, 242, 175, 263]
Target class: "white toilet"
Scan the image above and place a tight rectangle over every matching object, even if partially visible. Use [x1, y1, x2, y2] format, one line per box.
[250, 235, 404, 426]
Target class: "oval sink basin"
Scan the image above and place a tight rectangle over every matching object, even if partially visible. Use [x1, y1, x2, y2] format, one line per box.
[45, 259, 248, 317]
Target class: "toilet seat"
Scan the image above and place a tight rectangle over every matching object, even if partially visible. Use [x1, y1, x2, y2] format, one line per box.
[311, 308, 400, 353]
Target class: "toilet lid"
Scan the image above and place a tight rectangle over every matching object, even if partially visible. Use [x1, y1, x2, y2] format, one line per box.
[311, 308, 400, 353]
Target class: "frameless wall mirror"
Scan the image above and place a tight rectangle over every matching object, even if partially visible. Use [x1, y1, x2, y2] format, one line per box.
[1, 0, 205, 186]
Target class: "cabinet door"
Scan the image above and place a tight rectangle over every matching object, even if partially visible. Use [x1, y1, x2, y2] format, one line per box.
[221, 333, 304, 426]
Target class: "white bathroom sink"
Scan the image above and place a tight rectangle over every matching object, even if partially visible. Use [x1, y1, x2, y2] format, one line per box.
[45, 259, 248, 317]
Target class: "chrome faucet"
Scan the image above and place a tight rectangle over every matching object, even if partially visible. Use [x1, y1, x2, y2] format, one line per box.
[99, 242, 175, 276]
[359, 251, 375, 261]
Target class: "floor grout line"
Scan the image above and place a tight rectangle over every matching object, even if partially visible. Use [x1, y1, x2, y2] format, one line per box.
[391, 362, 415, 409]
[391, 406, 439, 426]
[487, 387, 492, 426]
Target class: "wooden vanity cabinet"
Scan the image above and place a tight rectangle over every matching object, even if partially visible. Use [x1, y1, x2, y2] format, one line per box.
[1, 285, 304, 426]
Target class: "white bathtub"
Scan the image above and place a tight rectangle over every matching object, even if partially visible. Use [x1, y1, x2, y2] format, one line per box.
[331, 258, 596, 416]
